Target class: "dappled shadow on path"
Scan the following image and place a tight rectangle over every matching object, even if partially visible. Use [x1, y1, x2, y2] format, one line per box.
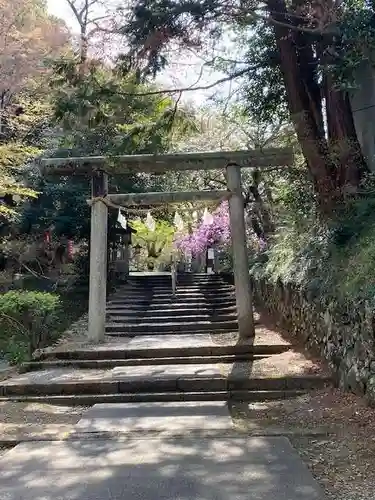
[227, 330, 255, 425]
[0, 433, 325, 500]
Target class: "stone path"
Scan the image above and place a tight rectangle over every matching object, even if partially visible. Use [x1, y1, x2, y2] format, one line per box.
[75, 401, 233, 433]
[0, 273, 329, 498]
[0, 401, 326, 499]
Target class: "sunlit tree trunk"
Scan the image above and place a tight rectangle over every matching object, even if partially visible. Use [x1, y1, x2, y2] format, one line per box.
[267, 0, 366, 213]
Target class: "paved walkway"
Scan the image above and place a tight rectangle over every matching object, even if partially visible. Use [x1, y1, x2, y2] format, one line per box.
[0, 401, 326, 499]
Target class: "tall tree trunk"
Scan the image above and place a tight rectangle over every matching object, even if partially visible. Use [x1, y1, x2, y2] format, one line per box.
[267, 0, 365, 212]
[0, 92, 5, 137]
[324, 74, 366, 193]
[79, 29, 88, 77]
[316, 0, 367, 194]
[248, 171, 275, 235]
[267, 0, 338, 212]
[293, 28, 325, 138]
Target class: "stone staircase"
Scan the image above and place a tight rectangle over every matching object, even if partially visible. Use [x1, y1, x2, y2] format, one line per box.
[106, 274, 239, 335]
[0, 273, 331, 405]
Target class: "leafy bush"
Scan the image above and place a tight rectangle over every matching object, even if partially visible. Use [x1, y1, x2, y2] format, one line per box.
[132, 219, 175, 271]
[0, 291, 61, 363]
[252, 193, 375, 305]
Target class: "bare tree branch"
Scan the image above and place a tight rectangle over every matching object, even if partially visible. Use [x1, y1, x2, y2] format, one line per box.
[66, 0, 82, 25]
[117, 66, 257, 97]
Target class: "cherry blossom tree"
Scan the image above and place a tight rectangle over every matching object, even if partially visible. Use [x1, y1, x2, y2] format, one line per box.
[174, 202, 231, 257]
[64, 0, 126, 68]
[0, 0, 69, 135]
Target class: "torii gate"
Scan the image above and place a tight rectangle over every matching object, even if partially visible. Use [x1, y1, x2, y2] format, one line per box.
[41, 148, 293, 342]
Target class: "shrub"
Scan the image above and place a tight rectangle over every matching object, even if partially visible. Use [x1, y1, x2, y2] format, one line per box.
[0, 291, 61, 362]
[251, 192, 375, 305]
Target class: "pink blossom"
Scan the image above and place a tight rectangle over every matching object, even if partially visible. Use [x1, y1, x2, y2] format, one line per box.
[174, 202, 231, 256]
[258, 238, 267, 251]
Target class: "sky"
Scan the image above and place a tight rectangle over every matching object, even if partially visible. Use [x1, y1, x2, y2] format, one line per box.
[46, 0, 232, 107]
[47, 0, 75, 28]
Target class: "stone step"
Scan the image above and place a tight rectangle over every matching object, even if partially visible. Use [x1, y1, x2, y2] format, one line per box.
[75, 401, 233, 433]
[124, 282, 229, 289]
[110, 289, 234, 297]
[0, 389, 307, 405]
[0, 364, 331, 397]
[106, 303, 238, 313]
[111, 290, 235, 302]
[22, 354, 266, 371]
[107, 297, 237, 306]
[126, 281, 229, 288]
[108, 295, 236, 302]
[112, 290, 234, 299]
[128, 273, 226, 280]
[105, 330, 241, 337]
[108, 297, 227, 305]
[35, 342, 291, 361]
[105, 320, 239, 334]
[115, 290, 234, 299]
[121, 284, 234, 292]
[105, 306, 238, 317]
[121, 289, 233, 297]
[106, 314, 237, 324]
[125, 280, 227, 288]
[104, 329, 244, 337]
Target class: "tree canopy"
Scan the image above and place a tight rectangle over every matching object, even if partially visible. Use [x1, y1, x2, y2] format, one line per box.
[0, 0, 69, 222]
[120, 0, 373, 213]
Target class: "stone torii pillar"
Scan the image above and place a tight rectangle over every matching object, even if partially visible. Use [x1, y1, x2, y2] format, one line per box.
[88, 170, 108, 343]
[226, 163, 255, 339]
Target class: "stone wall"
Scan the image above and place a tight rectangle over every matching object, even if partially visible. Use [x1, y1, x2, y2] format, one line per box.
[252, 277, 375, 404]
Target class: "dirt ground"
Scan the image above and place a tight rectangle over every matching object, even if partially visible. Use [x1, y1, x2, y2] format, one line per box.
[230, 388, 375, 500]
[0, 401, 86, 454]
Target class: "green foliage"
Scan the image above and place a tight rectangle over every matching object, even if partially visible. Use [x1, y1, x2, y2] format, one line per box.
[253, 187, 375, 306]
[50, 58, 189, 156]
[132, 219, 175, 269]
[0, 144, 42, 168]
[330, 1, 375, 90]
[17, 57, 196, 240]
[0, 143, 40, 218]
[19, 178, 90, 239]
[235, 24, 288, 124]
[0, 290, 61, 362]
[10, 97, 56, 148]
[72, 244, 90, 282]
[269, 163, 316, 224]
[235, 0, 375, 111]
[4, 338, 29, 365]
[0, 94, 55, 147]
[123, 0, 371, 214]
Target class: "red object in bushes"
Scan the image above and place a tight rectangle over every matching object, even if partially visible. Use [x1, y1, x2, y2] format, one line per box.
[44, 231, 51, 244]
